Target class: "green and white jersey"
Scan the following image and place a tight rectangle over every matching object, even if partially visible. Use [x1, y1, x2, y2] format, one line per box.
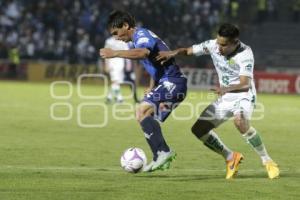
[192, 39, 256, 96]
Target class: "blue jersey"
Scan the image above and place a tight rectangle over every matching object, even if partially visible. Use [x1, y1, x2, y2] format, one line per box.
[132, 28, 184, 84]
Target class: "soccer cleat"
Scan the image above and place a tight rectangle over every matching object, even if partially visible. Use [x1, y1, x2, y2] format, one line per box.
[116, 99, 123, 104]
[264, 160, 280, 179]
[151, 150, 176, 172]
[225, 152, 244, 179]
[105, 98, 112, 104]
[115, 97, 123, 104]
[160, 160, 171, 171]
[143, 160, 156, 172]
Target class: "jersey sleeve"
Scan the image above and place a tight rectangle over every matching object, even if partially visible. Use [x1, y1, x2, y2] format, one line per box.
[127, 41, 134, 49]
[192, 40, 214, 56]
[238, 48, 254, 78]
[104, 39, 110, 48]
[134, 30, 156, 50]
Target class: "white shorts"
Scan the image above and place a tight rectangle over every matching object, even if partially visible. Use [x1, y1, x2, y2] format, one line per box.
[106, 58, 125, 83]
[109, 66, 124, 83]
[199, 92, 256, 127]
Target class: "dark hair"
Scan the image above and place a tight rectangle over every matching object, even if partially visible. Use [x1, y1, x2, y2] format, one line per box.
[218, 23, 239, 42]
[107, 10, 136, 29]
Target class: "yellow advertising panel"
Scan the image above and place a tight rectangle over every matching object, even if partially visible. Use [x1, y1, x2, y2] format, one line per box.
[27, 62, 102, 83]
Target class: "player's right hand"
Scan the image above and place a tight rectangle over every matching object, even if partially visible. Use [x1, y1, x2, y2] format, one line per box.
[210, 87, 225, 96]
[156, 51, 175, 64]
[99, 48, 116, 59]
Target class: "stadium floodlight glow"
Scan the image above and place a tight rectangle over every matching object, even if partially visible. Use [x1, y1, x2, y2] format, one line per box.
[50, 102, 73, 121]
[77, 102, 108, 128]
[50, 81, 73, 99]
[77, 74, 108, 99]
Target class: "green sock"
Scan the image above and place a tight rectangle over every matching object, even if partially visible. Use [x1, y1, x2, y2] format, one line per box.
[248, 133, 263, 147]
[200, 130, 233, 160]
[243, 127, 271, 163]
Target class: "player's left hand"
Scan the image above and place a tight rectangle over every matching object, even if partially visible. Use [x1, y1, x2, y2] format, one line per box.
[99, 48, 116, 59]
[211, 87, 226, 96]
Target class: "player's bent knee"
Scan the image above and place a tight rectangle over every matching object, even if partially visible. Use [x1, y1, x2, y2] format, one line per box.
[234, 116, 249, 134]
[135, 110, 142, 122]
[234, 111, 251, 133]
[136, 105, 153, 122]
[191, 120, 215, 139]
[136, 109, 146, 122]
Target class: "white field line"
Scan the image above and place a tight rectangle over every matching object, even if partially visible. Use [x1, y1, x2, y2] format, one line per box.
[0, 166, 296, 173]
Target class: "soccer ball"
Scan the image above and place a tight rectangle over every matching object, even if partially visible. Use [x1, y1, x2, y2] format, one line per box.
[120, 147, 147, 173]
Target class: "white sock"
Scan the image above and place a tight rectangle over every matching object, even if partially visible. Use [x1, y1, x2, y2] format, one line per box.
[107, 91, 113, 100]
[111, 83, 122, 100]
[116, 95, 123, 101]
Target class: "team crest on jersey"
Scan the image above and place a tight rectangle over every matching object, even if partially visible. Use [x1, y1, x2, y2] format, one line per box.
[228, 58, 235, 65]
[136, 37, 150, 45]
[227, 58, 239, 70]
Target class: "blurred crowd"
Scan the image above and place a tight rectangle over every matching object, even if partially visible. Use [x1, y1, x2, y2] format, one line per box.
[0, 0, 228, 63]
[0, 0, 298, 64]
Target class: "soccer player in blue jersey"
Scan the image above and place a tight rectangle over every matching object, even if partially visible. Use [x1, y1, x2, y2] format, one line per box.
[100, 10, 187, 172]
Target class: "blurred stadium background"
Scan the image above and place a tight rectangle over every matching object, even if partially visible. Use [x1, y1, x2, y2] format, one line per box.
[0, 1, 300, 200]
[1, 0, 300, 90]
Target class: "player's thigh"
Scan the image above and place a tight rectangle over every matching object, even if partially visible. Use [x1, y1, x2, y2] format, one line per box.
[199, 100, 232, 128]
[110, 66, 125, 83]
[136, 101, 154, 122]
[233, 99, 254, 133]
[145, 81, 187, 122]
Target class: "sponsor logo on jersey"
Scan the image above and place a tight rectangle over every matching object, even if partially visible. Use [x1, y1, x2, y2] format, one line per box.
[245, 64, 252, 72]
[241, 59, 254, 64]
[137, 30, 145, 36]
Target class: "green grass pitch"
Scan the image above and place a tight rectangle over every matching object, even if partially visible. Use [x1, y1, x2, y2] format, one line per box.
[0, 81, 299, 200]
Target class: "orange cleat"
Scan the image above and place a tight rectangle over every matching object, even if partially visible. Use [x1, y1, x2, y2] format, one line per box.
[226, 152, 244, 179]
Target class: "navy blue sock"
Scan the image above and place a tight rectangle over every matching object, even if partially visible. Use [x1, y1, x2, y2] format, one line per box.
[140, 116, 170, 161]
[151, 118, 170, 153]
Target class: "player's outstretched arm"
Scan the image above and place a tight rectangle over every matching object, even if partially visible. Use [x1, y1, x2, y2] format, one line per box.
[156, 47, 193, 62]
[100, 48, 150, 59]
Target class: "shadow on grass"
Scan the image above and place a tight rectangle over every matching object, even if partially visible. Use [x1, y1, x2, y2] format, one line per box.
[133, 170, 300, 181]
[135, 174, 224, 181]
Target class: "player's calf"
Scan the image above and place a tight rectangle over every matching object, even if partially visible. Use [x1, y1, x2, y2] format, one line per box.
[192, 120, 234, 162]
[191, 119, 215, 139]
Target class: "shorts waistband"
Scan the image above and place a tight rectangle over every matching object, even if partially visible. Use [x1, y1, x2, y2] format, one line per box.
[228, 88, 249, 93]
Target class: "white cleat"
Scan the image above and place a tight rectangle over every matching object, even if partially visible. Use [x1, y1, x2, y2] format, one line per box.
[143, 160, 156, 172]
[151, 150, 176, 171]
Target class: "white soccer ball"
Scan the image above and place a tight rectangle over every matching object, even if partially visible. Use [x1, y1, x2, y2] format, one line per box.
[120, 147, 147, 173]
